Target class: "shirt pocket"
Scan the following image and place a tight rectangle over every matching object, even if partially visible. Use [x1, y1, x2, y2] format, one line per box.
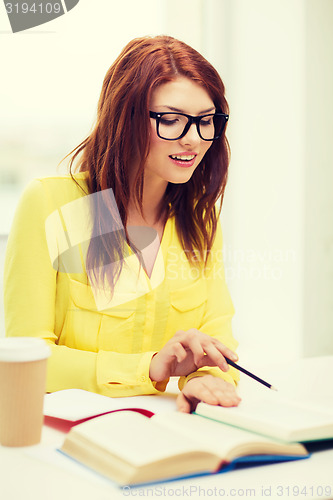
[61, 278, 136, 352]
[98, 295, 138, 352]
[167, 279, 207, 333]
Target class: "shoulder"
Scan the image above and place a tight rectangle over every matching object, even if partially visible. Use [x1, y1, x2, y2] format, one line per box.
[32, 172, 89, 194]
[19, 172, 89, 216]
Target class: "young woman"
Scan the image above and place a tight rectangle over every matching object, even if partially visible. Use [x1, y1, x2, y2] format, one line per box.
[4, 35, 240, 412]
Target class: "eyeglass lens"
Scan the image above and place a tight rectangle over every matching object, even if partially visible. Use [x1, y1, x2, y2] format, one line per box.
[158, 114, 225, 140]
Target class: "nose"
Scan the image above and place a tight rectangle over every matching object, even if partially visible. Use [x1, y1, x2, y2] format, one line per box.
[178, 123, 201, 147]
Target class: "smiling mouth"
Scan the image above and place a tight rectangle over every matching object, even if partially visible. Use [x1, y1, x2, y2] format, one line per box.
[169, 154, 196, 161]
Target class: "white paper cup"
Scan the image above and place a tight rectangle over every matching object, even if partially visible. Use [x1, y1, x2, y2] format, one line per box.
[0, 337, 51, 447]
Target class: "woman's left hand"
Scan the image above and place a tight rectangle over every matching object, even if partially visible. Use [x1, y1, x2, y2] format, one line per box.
[177, 374, 241, 413]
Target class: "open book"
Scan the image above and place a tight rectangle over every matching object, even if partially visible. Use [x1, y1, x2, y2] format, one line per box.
[45, 382, 333, 443]
[60, 410, 308, 486]
[196, 390, 333, 443]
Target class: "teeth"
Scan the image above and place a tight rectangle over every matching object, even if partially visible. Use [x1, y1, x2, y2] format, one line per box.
[170, 155, 195, 161]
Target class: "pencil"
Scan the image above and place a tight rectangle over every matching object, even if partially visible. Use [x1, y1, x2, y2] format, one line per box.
[224, 357, 277, 391]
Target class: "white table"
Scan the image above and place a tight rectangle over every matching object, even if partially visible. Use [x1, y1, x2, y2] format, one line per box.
[1, 429, 333, 500]
[1, 357, 333, 500]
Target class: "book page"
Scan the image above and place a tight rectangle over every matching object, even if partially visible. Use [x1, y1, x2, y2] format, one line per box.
[196, 390, 333, 442]
[151, 411, 289, 457]
[44, 388, 178, 421]
[68, 411, 210, 467]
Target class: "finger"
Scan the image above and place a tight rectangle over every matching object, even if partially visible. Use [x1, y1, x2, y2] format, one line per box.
[213, 389, 241, 407]
[171, 342, 188, 363]
[176, 330, 225, 369]
[183, 334, 206, 367]
[194, 354, 227, 370]
[176, 392, 193, 413]
[205, 378, 241, 407]
[215, 384, 241, 406]
[177, 330, 238, 368]
[150, 342, 188, 381]
[196, 342, 229, 371]
[172, 330, 208, 369]
[197, 340, 239, 371]
[183, 379, 219, 407]
[162, 341, 187, 364]
[211, 339, 238, 362]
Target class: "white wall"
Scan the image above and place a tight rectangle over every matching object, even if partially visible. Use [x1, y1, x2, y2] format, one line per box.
[0, 0, 167, 233]
[196, 0, 333, 361]
[215, 0, 306, 362]
[303, 1, 333, 356]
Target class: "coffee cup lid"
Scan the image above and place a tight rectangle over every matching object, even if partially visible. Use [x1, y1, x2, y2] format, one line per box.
[0, 337, 51, 362]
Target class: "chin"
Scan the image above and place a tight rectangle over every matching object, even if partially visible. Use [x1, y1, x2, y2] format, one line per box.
[168, 176, 193, 185]
[167, 168, 196, 185]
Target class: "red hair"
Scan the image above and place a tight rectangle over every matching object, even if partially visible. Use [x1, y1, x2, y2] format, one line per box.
[67, 35, 230, 290]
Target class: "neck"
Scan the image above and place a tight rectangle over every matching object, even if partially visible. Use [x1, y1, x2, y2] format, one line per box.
[128, 173, 168, 227]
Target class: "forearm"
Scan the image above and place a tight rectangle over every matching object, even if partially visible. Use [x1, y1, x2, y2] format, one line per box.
[46, 340, 168, 396]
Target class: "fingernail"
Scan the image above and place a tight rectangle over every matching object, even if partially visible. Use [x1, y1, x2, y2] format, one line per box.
[230, 353, 238, 361]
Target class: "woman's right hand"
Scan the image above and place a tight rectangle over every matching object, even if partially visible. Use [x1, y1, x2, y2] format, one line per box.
[149, 328, 238, 382]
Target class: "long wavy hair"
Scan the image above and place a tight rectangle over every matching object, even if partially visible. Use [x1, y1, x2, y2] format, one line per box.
[67, 35, 230, 291]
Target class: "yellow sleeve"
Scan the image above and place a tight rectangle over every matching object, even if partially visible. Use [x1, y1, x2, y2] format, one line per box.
[178, 223, 239, 390]
[4, 179, 167, 396]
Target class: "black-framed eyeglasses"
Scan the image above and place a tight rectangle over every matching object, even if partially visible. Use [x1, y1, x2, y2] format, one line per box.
[149, 111, 229, 141]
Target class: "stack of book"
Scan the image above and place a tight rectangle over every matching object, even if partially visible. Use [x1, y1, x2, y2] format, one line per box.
[44, 374, 333, 486]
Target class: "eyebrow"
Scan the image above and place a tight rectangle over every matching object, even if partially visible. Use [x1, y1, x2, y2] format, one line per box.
[160, 105, 216, 114]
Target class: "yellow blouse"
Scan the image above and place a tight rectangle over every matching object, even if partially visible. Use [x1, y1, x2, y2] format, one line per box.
[4, 173, 238, 396]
